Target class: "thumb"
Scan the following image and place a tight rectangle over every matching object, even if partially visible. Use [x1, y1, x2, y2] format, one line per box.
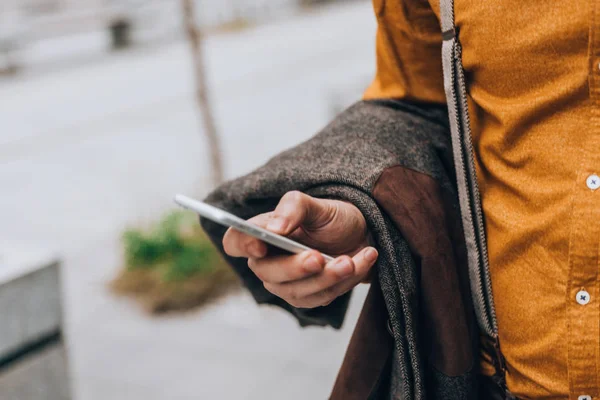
[266, 191, 331, 235]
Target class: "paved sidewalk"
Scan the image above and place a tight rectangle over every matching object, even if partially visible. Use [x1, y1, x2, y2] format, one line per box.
[0, 2, 375, 398]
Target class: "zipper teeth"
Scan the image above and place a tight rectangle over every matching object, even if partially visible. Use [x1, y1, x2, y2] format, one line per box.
[454, 114, 492, 336]
[468, 164, 497, 330]
[454, 42, 498, 335]
[445, 37, 496, 337]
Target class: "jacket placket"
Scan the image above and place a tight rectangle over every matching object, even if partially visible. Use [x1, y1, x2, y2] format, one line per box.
[438, 0, 513, 397]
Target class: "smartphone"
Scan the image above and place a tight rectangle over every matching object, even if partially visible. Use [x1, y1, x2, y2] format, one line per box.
[174, 194, 334, 262]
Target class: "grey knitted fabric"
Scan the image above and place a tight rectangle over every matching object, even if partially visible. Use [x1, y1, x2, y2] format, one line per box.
[200, 99, 477, 399]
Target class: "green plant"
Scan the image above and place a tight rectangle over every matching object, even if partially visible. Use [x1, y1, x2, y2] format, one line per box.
[123, 211, 187, 268]
[112, 210, 238, 313]
[165, 242, 217, 282]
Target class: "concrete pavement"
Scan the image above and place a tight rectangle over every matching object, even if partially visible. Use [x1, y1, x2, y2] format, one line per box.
[0, 2, 376, 398]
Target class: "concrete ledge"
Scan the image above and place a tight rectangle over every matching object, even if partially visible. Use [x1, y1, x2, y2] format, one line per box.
[0, 245, 62, 358]
[0, 243, 70, 399]
[0, 340, 69, 400]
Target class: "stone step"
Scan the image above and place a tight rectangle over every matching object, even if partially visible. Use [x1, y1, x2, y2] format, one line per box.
[0, 243, 70, 400]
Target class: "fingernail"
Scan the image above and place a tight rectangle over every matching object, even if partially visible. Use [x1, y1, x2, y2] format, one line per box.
[331, 258, 353, 278]
[304, 255, 322, 273]
[365, 248, 378, 263]
[267, 217, 287, 233]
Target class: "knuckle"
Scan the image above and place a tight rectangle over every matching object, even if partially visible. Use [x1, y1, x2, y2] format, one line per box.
[320, 299, 333, 307]
[287, 287, 299, 301]
[317, 286, 343, 307]
[283, 190, 303, 201]
[248, 258, 259, 272]
[319, 287, 334, 302]
[281, 190, 306, 208]
[287, 298, 304, 308]
[308, 298, 326, 309]
[247, 213, 270, 229]
[251, 264, 267, 282]
[341, 255, 354, 265]
[263, 282, 277, 295]
[244, 239, 257, 254]
[346, 257, 357, 274]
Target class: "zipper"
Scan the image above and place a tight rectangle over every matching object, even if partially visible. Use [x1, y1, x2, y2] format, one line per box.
[444, 37, 498, 339]
[440, 0, 506, 393]
[454, 41, 498, 337]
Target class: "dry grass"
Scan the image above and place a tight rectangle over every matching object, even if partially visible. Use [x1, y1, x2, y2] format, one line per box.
[110, 260, 240, 314]
[110, 211, 240, 314]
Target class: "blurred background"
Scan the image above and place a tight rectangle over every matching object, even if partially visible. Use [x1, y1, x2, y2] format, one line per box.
[0, 0, 377, 398]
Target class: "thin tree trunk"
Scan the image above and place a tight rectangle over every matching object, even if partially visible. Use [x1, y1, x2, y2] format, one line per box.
[182, 0, 225, 187]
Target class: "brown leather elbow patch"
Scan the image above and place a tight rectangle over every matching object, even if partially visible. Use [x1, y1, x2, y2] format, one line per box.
[372, 165, 474, 377]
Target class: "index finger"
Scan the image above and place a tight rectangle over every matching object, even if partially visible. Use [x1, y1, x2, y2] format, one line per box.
[222, 213, 273, 258]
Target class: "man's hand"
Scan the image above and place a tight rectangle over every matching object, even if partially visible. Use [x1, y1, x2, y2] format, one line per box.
[222, 191, 378, 309]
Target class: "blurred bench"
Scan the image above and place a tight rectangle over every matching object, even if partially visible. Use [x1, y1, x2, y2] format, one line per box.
[0, 245, 70, 400]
